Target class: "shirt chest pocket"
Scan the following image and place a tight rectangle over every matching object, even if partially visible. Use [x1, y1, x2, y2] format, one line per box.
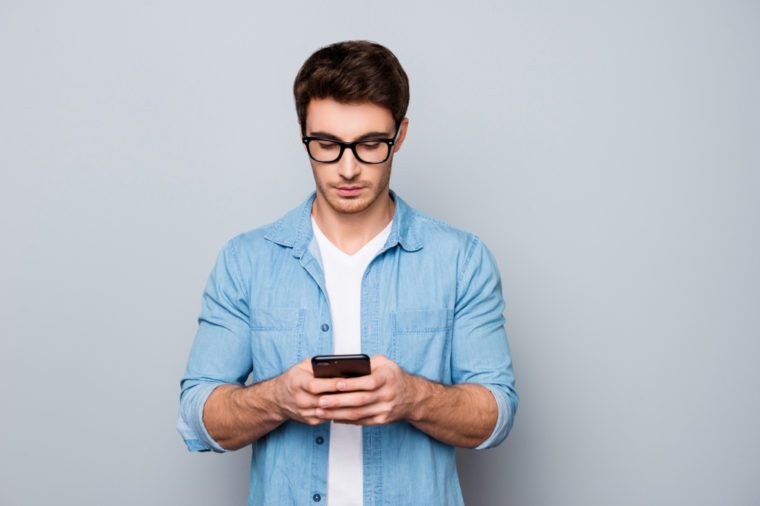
[391, 308, 453, 381]
[249, 307, 304, 382]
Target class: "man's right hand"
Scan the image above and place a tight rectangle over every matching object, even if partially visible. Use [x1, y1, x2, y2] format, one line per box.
[272, 357, 342, 426]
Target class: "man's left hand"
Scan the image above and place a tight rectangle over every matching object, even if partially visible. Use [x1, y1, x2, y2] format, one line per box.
[314, 354, 423, 425]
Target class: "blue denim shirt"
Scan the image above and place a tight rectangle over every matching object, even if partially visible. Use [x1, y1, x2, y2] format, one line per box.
[177, 188, 518, 505]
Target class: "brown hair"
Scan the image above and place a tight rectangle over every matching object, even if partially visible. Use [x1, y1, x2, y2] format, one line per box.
[293, 40, 410, 135]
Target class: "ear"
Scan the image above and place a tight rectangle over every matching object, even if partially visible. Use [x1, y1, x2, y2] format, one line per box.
[392, 117, 410, 153]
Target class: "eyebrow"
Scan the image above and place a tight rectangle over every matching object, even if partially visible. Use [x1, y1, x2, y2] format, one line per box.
[307, 130, 394, 142]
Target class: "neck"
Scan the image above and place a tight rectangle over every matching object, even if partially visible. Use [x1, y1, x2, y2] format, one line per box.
[311, 190, 395, 255]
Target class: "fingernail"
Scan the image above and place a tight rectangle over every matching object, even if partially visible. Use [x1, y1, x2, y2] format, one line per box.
[316, 408, 324, 417]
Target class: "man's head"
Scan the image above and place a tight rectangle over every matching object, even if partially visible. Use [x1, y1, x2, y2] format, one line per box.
[293, 40, 410, 215]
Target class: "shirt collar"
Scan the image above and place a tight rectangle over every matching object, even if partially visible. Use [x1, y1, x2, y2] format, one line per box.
[263, 188, 423, 258]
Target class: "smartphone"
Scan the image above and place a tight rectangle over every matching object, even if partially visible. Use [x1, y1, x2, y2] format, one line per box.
[311, 353, 371, 378]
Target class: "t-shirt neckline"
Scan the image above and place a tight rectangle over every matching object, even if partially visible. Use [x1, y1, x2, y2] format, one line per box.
[311, 215, 392, 261]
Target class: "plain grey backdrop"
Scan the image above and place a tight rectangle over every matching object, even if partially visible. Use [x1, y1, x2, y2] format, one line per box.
[1, 1, 758, 505]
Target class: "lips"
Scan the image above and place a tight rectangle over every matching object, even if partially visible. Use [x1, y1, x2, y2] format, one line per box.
[336, 186, 364, 197]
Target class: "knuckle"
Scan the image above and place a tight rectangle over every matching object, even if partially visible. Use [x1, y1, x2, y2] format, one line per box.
[295, 394, 312, 409]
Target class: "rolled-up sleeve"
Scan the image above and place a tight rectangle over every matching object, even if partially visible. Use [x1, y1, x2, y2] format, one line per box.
[451, 234, 519, 450]
[176, 237, 253, 453]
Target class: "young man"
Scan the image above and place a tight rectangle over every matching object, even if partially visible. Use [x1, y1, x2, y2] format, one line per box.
[177, 40, 518, 505]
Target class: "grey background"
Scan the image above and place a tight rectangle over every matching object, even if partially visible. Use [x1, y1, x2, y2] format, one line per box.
[1, 1, 758, 505]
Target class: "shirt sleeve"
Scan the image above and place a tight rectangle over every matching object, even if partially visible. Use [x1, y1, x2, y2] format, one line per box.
[451, 234, 519, 450]
[176, 237, 253, 453]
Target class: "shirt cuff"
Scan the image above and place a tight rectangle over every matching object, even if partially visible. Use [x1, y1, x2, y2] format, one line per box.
[473, 384, 511, 450]
[177, 382, 229, 453]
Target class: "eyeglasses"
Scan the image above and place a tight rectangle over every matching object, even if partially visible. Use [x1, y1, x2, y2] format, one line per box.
[302, 123, 401, 164]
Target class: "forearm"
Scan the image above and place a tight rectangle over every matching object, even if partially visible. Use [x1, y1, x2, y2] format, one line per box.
[203, 378, 286, 451]
[407, 376, 497, 449]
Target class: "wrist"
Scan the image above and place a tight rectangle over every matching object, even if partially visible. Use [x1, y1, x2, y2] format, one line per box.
[234, 377, 287, 424]
[406, 374, 438, 423]
[263, 376, 288, 423]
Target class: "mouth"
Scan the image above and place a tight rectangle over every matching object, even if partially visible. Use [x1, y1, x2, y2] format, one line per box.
[335, 186, 365, 197]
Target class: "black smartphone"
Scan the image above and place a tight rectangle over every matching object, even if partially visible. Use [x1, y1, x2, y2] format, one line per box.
[311, 353, 371, 378]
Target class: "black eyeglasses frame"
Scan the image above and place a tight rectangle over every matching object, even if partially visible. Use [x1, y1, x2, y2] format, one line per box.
[301, 122, 402, 165]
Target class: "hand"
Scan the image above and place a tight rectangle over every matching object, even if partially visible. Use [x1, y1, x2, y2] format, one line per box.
[314, 354, 422, 426]
[273, 357, 343, 426]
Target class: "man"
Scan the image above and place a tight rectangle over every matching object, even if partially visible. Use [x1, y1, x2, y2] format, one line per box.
[177, 40, 518, 505]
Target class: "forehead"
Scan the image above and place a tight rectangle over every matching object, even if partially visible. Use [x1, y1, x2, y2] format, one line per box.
[306, 98, 395, 137]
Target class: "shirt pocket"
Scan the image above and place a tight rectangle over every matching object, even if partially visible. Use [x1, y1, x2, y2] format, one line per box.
[391, 308, 453, 381]
[249, 307, 304, 382]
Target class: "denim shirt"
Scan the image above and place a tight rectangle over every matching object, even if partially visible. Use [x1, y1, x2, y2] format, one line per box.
[176, 188, 519, 505]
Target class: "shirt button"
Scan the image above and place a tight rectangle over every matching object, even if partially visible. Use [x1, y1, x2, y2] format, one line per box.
[313, 493, 321, 502]
[315, 436, 324, 445]
[321, 323, 329, 332]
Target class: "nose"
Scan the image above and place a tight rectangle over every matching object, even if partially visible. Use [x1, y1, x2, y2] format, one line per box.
[336, 145, 361, 179]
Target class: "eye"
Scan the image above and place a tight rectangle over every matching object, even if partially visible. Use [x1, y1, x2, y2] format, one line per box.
[317, 141, 339, 150]
[360, 142, 381, 150]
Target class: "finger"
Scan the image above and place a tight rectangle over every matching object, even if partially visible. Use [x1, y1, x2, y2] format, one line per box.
[338, 414, 384, 426]
[302, 409, 329, 426]
[302, 376, 341, 395]
[318, 391, 377, 409]
[316, 402, 388, 422]
[370, 354, 390, 371]
[336, 372, 386, 392]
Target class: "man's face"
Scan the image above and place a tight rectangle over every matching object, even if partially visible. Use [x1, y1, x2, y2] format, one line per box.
[302, 97, 408, 215]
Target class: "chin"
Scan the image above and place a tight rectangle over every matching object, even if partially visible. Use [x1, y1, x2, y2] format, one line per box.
[324, 186, 376, 213]
[329, 195, 372, 214]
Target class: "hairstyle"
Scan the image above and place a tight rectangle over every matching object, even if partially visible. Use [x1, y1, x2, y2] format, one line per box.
[293, 40, 410, 135]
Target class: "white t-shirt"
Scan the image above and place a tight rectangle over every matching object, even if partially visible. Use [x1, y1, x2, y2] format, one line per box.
[310, 214, 393, 506]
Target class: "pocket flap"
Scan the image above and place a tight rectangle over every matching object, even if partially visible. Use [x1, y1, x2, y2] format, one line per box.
[392, 308, 453, 334]
[250, 307, 303, 330]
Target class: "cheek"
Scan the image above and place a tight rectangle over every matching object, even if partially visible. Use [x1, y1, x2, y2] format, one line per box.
[372, 166, 391, 188]
[312, 170, 332, 192]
